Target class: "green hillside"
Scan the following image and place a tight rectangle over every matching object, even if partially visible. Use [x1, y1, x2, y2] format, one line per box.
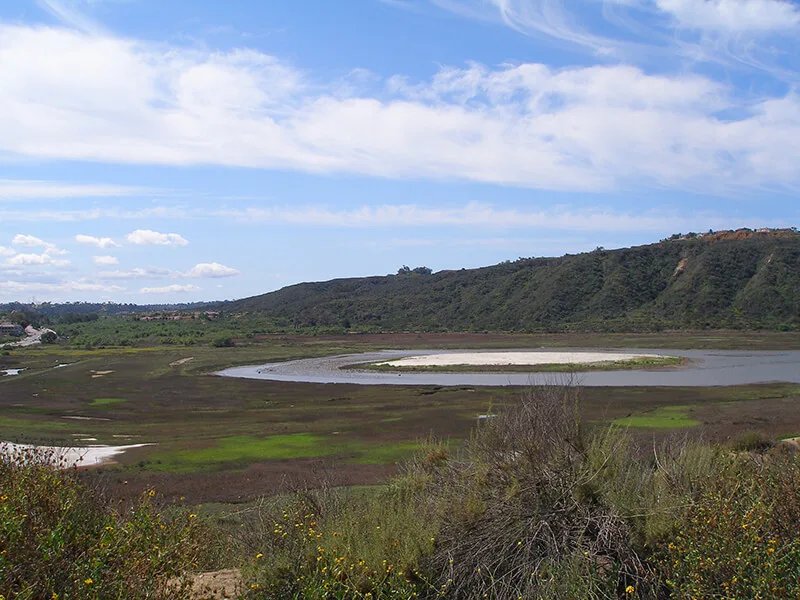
[225, 229, 800, 332]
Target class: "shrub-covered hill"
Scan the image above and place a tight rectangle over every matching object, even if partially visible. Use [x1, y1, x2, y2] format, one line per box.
[225, 229, 800, 331]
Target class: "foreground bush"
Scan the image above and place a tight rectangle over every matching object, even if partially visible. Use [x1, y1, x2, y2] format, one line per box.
[404, 384, 661, 599]
[0, 446, 207, 600]
[664, 447, 800, 599]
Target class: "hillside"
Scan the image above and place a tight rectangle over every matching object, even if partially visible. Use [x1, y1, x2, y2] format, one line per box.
[224, 229, 800, 332]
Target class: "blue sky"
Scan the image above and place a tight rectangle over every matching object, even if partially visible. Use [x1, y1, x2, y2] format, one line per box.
[0, 0, 798, 303]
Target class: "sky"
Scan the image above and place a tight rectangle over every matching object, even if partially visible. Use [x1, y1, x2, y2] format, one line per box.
[0, 0, 798, 304]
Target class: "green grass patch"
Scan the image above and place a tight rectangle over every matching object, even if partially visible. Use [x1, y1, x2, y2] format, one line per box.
[90, 397, 126, 407]
[613, 405, 701, 429]
[145, 434, 425, 472]
[149, 434, 339, 471]
[350, 440, 422, 465]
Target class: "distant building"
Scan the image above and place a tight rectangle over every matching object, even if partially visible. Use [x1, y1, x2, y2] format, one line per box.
[0, 322, 24, 337]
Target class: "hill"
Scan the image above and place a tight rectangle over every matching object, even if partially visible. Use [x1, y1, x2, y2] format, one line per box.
[223, 229, 800, 332]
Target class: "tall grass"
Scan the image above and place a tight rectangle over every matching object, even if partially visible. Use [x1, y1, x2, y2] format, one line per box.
[231, 481, 437, 599]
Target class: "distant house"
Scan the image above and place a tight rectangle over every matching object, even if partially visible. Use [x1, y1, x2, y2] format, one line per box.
[0, 322, 24, 337]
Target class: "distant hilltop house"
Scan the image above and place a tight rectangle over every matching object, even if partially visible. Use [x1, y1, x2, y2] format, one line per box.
[664, 227, 799, 243]
[0, 322, 24, 337]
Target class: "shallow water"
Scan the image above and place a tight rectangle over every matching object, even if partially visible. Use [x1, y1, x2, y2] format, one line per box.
[217, 348, 800, 387]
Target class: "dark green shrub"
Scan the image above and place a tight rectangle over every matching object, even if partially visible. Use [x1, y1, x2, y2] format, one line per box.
[39, 331, 57, 344]
[726, 430, 774, 452]
[212, 336, 235, 348]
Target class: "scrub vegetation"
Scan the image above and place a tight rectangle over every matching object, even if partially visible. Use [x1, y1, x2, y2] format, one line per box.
[4, 385, 800, 599]
[218, 232, 800, 333]
[2, 325, 800, 598]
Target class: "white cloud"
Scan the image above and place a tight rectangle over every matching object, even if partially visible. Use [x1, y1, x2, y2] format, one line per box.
[139, 284, 201, 294]
[13, 234, 52, 248]
[6, 252, 70, 267]
[0, 24, 797, 193]
[92, 255, 118, 265]
[0, 246, 15, 257]
[10, 234, 68, 258]
[0, 179, 146, 200]
[126, 229, 189, 246]
[76, 234, 120, 248]
[655, 0, 800, 32]
[185, 262, 240, 278]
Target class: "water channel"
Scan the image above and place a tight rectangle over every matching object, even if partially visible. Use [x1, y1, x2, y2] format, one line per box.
[217, 349, 800, 387]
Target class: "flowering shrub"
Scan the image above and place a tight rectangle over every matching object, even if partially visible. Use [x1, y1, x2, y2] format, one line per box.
[0, 445, 207, 599]
[664, 449, 800, 599]
[238, 488, 436, 599]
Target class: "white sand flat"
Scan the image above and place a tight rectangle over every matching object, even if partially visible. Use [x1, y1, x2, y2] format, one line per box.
[376, 351, 660, 367]
[1, 441, 153, 468]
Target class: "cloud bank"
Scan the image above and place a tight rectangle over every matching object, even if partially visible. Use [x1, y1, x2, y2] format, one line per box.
[0, 22, 797, 194]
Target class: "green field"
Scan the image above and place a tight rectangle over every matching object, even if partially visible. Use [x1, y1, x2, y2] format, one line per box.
[613, 404, 701, 429]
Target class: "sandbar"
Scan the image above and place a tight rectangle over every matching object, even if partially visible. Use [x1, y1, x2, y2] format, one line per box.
[375, 351, 661, 368]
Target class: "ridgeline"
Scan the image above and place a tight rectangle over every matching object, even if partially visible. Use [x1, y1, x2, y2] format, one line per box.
[224, 229, 800, 332]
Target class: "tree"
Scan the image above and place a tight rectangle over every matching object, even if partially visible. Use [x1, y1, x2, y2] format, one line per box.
[40, 331, 57, 344]
[212, 336, 234, 348]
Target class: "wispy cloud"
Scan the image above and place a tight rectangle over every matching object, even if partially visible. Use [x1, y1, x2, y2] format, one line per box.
[211, 203, 787, 233]
[403, 0, 800, 83]
[0, 202, 790, 233]
[97, 267, 178, 280]
[36, 0, 106, 34]
[0, 207, 193, 222]
[139, 284, 201, 294]
[0, 179, 147, 201]
[97, 263, 239, 281]
[0, 279, 124, 296]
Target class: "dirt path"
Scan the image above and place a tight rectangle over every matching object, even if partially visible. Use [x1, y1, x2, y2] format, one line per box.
[187, 569, 242, 599]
